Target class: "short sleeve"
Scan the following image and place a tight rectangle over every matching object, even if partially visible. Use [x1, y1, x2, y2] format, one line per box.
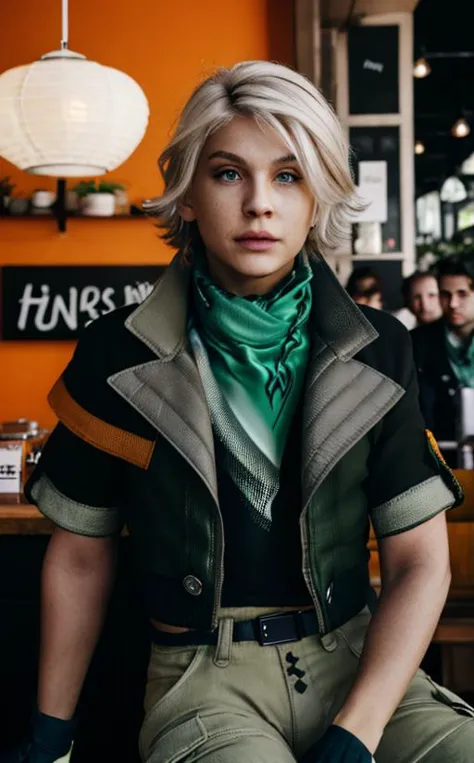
[24, 318, 139, 537]
[366, 329, 463, 539]
[25, 422, 125, 537]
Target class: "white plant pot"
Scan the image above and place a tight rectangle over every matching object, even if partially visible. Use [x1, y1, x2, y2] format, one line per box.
[32, 190, 55, 208]
[82, 192, 115, 216]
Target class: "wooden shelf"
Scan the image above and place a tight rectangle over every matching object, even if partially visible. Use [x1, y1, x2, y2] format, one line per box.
[330, 253, 406, 261]
[351, 253, 405, 261]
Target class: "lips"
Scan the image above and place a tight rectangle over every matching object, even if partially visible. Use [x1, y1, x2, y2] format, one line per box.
[235, 235, 279, 252]
[234, 231, 280, 251]
[235, 231, 279, 242]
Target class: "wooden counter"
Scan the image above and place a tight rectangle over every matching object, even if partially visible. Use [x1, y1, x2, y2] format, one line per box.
[0, 495, 53, 535]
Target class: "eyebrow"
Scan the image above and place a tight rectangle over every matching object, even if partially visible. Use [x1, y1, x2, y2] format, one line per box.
[207, 150, 298, 166]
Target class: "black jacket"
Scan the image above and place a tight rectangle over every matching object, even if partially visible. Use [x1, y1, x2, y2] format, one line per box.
[25, 255, 461, 631]
[411, 319, 459, 442]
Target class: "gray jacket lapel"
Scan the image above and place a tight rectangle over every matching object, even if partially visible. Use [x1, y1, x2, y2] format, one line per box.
[107, 254, 218, 503]
[302, 356, 404, 509]
[108, 352, 218, 504]
[301, 253, 403, 508]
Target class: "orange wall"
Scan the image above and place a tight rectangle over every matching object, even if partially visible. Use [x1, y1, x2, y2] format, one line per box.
[0, 0, 294, 429]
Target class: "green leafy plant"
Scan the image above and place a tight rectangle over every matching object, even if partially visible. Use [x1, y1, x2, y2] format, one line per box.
[0, 176, 15, 196]
[98, 182, 125, 194]
[72, 180, 125, 197]
[416, 237, 474, 275]
[417, 238, 474, 262]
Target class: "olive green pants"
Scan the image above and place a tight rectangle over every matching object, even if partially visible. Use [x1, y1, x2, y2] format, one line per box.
[139, 608, 474, 762]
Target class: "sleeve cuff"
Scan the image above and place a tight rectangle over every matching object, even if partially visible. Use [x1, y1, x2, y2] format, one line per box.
[371, 475, 456, 538]
[29, 474, 123, 537]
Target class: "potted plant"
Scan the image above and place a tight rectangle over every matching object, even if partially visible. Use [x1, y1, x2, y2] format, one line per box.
[0, 177, 16, 214]
[72, 180, 126, 217]
[31, 188, 56, 213]
[8, 194, 30, 216]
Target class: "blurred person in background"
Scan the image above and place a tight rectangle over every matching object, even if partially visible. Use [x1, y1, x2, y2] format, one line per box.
[345, 266, 383, 310]
[395, 272, 441, 330]
[412, 258, 474, 443]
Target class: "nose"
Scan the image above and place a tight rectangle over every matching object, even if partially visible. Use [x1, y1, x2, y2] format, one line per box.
[420, 295, 429, 311]
[450, 294, 460, 309]
[242, 177, 274, 218]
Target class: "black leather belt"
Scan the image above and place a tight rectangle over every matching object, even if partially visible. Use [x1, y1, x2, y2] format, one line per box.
[150, 609, 319, 647]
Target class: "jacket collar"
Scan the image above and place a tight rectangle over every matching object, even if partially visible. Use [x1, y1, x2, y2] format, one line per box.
[111, 250, 399, 511]
[124, 252, 191, 359]
[125, 250, 378, 362]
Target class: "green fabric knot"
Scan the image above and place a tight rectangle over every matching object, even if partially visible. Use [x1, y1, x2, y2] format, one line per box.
[192, 254, 313, 466]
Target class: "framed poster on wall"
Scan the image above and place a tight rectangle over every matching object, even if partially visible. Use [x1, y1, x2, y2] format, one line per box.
[0, 265, 165, 340]
[350, 126, 401, 254]
[348, 25, 399, 115]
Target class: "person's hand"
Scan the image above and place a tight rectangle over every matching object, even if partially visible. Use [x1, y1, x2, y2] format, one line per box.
[299, 725, 373, 763]
[0, 710, 74, 763]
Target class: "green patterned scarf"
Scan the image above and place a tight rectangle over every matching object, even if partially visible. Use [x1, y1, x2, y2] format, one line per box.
[192, 254, 313, 466]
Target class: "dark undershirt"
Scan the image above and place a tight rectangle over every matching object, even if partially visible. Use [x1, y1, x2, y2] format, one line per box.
[217, 401, 312, 608]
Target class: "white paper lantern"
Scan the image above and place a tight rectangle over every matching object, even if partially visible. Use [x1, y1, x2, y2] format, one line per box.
[0, 49, 149, 177]
[440, 176, 467, 204]
[461, 153, 474, 175]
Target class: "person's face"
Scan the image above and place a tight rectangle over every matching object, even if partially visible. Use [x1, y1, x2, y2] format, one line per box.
[408, 276, 441, 324]
[358, 277, 377, 293]
[439, 275, 474, 331]
[179, 116, 315, 296]
[354, 292, 383, 310]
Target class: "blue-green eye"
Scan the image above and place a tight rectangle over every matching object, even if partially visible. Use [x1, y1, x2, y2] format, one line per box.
[216, 169, 240, 182]
[276, 171, 300, 184]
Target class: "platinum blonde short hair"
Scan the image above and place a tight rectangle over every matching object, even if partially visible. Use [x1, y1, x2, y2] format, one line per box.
[144, 60, 363, 257]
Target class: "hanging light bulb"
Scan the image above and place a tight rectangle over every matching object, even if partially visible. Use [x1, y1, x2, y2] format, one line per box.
[451, 117, 471, 138]
[413, 57, 431, 78]
[0, 0, 149, 176]
[414, 140, 425, 155]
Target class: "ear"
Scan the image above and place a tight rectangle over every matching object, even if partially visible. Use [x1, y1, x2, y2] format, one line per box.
[177, 196, 197, 223]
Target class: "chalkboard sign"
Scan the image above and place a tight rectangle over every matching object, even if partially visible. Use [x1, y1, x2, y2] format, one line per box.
[1, 265, 165, 340]
[348, 25, 399, 115]
[350, 126, 401, 253]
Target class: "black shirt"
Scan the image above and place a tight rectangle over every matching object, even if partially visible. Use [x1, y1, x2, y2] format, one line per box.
[217, 401, 312, 608]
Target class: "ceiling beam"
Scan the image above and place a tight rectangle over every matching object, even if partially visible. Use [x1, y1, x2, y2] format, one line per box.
[295, 0, 321, 84]
[320, 0, 419, 27]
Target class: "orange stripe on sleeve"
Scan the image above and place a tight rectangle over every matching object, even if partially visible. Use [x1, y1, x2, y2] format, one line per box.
[48, 377, 155, 469]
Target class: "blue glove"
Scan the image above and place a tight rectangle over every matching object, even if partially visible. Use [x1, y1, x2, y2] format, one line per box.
[300, 725, 372, 763]
[0, 710, 74, 763]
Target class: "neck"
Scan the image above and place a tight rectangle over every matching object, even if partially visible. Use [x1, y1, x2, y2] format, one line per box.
[449, 322, 474, 341]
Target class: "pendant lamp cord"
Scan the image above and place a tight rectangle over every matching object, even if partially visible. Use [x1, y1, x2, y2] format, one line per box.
[61, 0, 69, 49]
